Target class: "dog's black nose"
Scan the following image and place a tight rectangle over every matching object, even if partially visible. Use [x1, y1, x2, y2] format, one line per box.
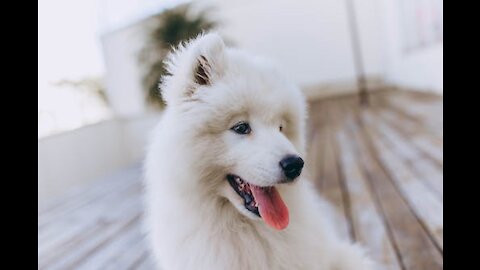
[279, 155, 304, 181]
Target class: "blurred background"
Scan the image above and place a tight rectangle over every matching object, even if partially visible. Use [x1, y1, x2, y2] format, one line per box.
[38, 0, 443, 269]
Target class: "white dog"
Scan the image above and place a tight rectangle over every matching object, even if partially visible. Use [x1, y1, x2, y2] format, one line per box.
[144, 33, 374, 270]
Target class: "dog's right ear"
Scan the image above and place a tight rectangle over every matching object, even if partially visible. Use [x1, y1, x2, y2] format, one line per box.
[161, 33, 226, 105]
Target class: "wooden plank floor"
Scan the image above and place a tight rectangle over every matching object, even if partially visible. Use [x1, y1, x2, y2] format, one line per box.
[38, 89, 443, 270]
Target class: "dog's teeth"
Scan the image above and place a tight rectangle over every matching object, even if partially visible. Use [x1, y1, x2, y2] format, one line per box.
[254, 202, 259, 207]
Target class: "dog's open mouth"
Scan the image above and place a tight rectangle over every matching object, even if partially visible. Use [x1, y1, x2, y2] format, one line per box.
[227, 174, 289, 230]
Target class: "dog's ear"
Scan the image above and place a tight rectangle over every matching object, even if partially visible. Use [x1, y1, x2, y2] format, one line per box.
[161, 33, 226, 104]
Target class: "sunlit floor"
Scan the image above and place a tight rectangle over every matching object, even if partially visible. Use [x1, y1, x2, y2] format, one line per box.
[306, 89, 442, 269]
[38, 89, 443, 270]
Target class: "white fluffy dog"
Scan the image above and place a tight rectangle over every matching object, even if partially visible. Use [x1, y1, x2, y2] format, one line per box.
[144, 33, 374, 270]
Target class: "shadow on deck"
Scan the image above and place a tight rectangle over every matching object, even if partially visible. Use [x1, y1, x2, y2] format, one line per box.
[38, 89, 443, 270]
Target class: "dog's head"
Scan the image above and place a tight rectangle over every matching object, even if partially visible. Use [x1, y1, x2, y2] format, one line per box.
[160, 33, 307, 230]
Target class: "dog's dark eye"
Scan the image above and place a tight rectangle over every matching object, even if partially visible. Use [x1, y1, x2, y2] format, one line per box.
[231, 122, 251, 135]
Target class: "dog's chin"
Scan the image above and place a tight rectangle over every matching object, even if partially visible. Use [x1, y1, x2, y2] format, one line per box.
[222, 179, 262, 220]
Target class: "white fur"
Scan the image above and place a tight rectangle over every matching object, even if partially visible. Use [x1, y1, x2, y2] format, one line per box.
[144, 33, 375, 270]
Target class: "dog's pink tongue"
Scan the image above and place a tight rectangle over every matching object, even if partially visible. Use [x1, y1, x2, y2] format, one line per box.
[250, 186, 289, 230]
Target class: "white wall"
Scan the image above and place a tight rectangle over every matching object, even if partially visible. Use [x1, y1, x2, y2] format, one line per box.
[100, 0, 388, 107]
[199, 0, 442, 94]
[99, 0, 442, 114]
[38, 114, 160, 205]
[379, 0, 443, 94]
[121, 113, 161, 161]
[101, 22, 151, 117]
[200, 0, 385, 90]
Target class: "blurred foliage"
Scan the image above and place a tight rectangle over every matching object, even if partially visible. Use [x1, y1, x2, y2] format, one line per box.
[55, 77, 108, 103]
[139, 4, 217, 108]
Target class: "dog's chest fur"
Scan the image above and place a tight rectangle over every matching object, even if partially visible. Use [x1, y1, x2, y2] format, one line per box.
[149, 183, 332, 270]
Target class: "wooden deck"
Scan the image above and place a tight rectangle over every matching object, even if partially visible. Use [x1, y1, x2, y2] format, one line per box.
[38, 89, 443, 270]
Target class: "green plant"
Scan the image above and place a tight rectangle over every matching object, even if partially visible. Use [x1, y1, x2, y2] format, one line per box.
[139, 4, 217, 108]
[55, 77, 108, 103]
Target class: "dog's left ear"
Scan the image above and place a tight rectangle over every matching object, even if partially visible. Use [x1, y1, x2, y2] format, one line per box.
[190, 33, 226, 89]
[161, 33, 226, 104]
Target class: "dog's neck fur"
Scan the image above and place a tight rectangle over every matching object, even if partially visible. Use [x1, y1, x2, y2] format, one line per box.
[147, 165, 335, 269]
